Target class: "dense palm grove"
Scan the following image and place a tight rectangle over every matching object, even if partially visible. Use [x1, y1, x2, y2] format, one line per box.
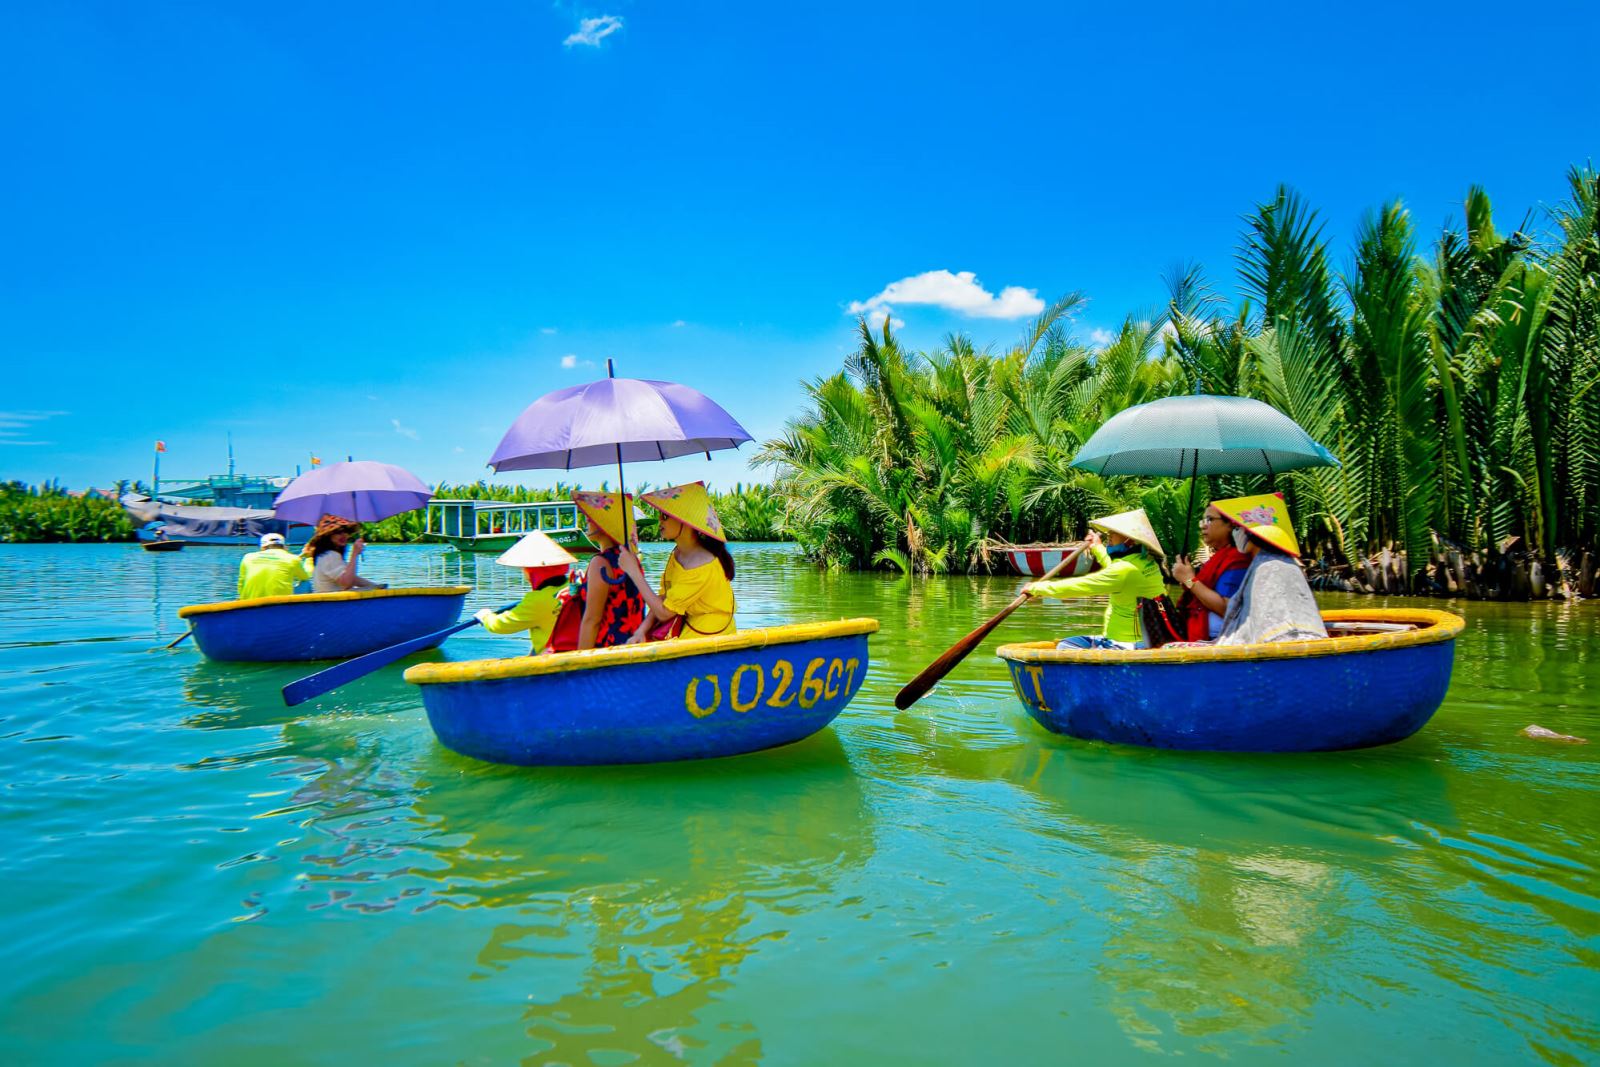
[758, 169, 1600, 596]
[0, 482, 132, 542]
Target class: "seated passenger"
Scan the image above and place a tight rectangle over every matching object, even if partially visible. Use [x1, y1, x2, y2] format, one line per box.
[474, 531, 577, 653]
[1171, 503, 1251, 641]
[1211, 493, 1328, 645]
[304, 516, 386, 593]
[553, 490, 662, 651]
[627, 482, 737, 642]
[1023, 508, 1167, 649]
[237, 532, 313, 600]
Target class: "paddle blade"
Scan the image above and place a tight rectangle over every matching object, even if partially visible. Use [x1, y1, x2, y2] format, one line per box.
[893, 597, 1024, 709]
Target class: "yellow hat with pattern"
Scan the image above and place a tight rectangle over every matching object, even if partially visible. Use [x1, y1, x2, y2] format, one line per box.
[494, 530, 579, 569]
[573, 490, 639, 554]
[1212, 493, 1301, 557]
[642, 481, 726, 542]
[1088, 507, 1166, 558]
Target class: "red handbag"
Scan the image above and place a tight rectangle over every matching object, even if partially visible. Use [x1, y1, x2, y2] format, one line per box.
[647, 616, 684, 642]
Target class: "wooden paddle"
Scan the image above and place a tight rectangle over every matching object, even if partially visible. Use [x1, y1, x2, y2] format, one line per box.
[894, 543, 1092, 710]
[155, 628, 194, 651]
[281, 600, 518, 707]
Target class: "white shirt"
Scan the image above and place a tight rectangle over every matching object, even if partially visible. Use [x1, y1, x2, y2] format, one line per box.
[312, 549, 381, 593]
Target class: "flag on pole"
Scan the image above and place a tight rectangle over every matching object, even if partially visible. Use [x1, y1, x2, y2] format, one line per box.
[155, 441, 166, 452]
[310, 455, 321, 466]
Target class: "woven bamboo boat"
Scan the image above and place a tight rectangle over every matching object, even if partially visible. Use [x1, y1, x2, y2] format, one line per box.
[405, 619, 879, 766]
[177, 587, 471, 662]
[996, 608, 1464, 752]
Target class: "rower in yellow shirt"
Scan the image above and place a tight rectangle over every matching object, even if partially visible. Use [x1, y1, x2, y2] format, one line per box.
[237, 532, 314, 600]
[629, 482, 737, 641]
[473, 531, 577, 654]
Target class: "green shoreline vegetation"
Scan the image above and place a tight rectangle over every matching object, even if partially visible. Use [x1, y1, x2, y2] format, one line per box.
[0, 482, 133, 543]
[758, 169, 1600, 600]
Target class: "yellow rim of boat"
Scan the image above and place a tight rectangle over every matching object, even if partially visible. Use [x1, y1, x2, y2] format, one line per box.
[178, 586, 472, 618]
[405, 617, 881, 685]
[996, 608, 1465, 665]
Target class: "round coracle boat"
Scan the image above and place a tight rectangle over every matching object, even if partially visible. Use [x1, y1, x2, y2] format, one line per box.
[996, 608, 1465, 752]
[177, 587, 471, 662]
[404, 618, 879, 766]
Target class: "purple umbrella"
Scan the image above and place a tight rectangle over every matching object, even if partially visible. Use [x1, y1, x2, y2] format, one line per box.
[272, 460, 434, 524]
[489, 364, 753, 472]
[488, 361, 752, 544]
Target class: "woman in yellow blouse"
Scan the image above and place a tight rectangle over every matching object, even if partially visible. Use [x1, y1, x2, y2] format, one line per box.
[628, 482, 737, 641]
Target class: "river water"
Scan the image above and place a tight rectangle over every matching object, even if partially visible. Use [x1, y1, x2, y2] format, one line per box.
[1, 543, 1595, 1064]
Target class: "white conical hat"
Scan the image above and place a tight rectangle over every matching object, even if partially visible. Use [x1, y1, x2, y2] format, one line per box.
[494, 530, 578, 569]
[1089, 507, 1166, 558]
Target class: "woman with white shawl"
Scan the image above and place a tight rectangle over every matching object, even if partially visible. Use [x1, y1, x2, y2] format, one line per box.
[1211, 494, 1327, 645]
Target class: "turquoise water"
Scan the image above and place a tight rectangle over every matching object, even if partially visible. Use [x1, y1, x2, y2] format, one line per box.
[1, 543, 1596, 1064]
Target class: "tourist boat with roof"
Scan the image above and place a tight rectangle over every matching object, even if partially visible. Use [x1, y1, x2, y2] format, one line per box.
[996, 608, 1464, 752]
[178, 586, 472, 662]
[405, 619, 879, 765]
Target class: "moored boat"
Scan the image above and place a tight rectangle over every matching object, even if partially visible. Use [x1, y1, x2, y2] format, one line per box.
[996, 608, 1464, 752]
[178, 586, 471, 662]
[1003, 542, 1093, 577]
[405, 618, 879, 766]
[141, 539, 185, 552]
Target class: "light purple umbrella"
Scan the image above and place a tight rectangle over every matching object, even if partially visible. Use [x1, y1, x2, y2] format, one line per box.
[272, 460, 434, 524]
[488, 365, 753, 472]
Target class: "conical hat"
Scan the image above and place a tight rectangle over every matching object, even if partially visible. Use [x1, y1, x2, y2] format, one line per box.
[494, 530, 579, 569]
[573, 490, 639, 554]
[642, 481, 726, 542]
[1089, 508, 1166, 558]
[1212, 493, 1300, 557]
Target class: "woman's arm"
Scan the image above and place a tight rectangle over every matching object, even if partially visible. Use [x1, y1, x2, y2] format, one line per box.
[613, 548, 669, 617]
[1173, 556, 1229, 615]
[577, 558, 606, 650]
[337, 539, 366, 590]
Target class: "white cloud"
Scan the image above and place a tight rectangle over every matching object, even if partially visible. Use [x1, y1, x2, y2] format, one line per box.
[560, 354, 596, 370]
[671, 319, 687, 328]
[1086, 327, 1115, 349]
[847, 269, 1045, 324]
[541, 327, 558, 335]
[391, 418, 419, 441]
[564, 14, 623, 47]
[0, 410, 67, 446]
[858, 309, 906, 331]
[453, 446, 465, 454]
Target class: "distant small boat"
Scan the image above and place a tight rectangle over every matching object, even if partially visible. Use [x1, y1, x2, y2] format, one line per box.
[178, 587, 471, 662]
[996, 608, 1464, 752]
[1002, 542, 1092, 577]
[424, 498, 596, 555]
[142, 540, 186, 552]
[405, 618, 879, 766]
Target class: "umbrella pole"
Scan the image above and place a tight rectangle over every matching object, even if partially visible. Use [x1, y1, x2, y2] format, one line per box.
[607, 359, 632, 547]
[1181, 449, 1199, 558]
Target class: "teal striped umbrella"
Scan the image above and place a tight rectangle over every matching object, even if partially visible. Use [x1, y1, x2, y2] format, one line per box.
[1071, 394, 1338, 555]
[1070, 395, 1337, 478]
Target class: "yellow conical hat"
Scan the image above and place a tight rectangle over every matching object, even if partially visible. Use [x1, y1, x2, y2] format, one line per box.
[494, 530, 579, 569]
[1088, 507, 1166, 558]
[1212, 493, 1300, 557]
[573, 490, 639, 554]
[642, 481, 726, 542]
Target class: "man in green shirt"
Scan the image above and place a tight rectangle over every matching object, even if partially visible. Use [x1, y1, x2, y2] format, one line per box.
[1023, 508, 1167, 647]
[237, 532, 313, 600]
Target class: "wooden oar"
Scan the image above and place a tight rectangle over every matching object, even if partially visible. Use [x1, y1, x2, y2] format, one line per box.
[155, 628, 194, 651]
[281, 600, 517, 707]
[894, 544, 1091, 710]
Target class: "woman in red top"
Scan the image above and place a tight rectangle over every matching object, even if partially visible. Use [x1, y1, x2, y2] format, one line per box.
[1170, 502, 1251, 642]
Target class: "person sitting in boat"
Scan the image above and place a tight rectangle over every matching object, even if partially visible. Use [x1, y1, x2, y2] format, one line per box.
[1211, 493, 1328, 645]
[1021, 508, 1167, 649]
[627, 482, 737, 642]
[1170, 502, 1252, 641]
[551, 490, 663, 651]
[303, 515, 386, 593]
[474, 531, 578, 653]
[237, 532, 314, 600]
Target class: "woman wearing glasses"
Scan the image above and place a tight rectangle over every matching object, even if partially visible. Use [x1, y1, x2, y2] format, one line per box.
[1170, 504, 1250, 641]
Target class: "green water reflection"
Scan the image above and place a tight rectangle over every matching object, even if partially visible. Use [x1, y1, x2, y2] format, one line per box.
[0, 543, 1595, 1064]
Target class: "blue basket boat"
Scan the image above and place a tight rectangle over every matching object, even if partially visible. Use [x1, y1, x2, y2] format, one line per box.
[996, 609, 1465, 752]
[178, 587, 471, 663]
[404, 618, 879, 766]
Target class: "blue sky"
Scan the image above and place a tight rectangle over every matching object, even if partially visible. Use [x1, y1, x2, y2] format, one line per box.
[4, 1, 1598, 494]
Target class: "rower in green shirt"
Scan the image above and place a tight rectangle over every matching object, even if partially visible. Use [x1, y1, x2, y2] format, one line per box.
[237, 533, 314, 600]
[1023, 508, 1168, 648]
